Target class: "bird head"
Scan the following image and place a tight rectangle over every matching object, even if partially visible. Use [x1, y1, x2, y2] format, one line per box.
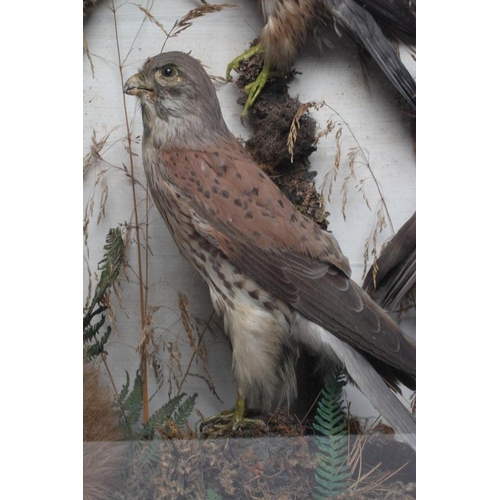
[123, 52, 229, 150]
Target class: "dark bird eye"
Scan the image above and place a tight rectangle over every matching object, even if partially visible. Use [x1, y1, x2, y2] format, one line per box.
[161, 65, 175, 78]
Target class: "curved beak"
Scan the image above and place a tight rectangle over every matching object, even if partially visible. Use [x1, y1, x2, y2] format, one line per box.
[123, 73, 153, 96]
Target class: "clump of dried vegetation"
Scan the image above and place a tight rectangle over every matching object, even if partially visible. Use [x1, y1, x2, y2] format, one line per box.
[84, 3, 414, 499]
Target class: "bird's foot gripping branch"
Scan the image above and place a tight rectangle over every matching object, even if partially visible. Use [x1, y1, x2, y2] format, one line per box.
[199, 396, 267, 438]
[226, 43, 278, 116]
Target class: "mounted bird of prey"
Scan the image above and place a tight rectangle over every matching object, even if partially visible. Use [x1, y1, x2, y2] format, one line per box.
[363, 212, 416, 312]
[227, 0, 416, 115]
[124, 52, 416, 449]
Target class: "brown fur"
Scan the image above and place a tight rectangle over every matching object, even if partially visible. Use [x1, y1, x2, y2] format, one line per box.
[83, 359, 121, 442]
[83, 358, 124, 500]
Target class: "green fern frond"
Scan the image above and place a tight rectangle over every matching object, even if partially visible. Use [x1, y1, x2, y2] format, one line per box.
[92, 227, 125, 310]
[115, 389, 198, 479]
[83, 306, 108, 355]
[83, 314, 105, 343]
[115, 368, 198, 440]
[140, 393, 187, 438]
[117, 370, 144, 437]
[83, 227, 125, 359]
[312, 373, 347, 436]
[135, 440, 163, 472]
[171, 393, 198, 428]
[312, 372, 350, 499]
[85, 325, 111, 360]
[123, 371, 144, 426]
[117, 370, 132, 407]
[132, 394, 195, 470]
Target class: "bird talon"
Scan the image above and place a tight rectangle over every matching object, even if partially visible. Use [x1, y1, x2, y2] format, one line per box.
[202, 415, 267, 438]
[226, 43, 264, 80]
[226, 64, 237, 81]
[241, 63, 273, 116]
[199, 396, 267, 437]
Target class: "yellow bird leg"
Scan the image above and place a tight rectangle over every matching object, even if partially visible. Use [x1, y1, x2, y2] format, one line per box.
[241, 60, 276, 116]
[226, 44, 264, 80]
[227, 44, 279, 116]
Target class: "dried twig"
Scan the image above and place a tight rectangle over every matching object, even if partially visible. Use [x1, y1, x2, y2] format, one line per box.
[111, 0, 150, 422]
[313, 101, 399, 274]
[346, 419, 411, 496]
[132, 1, 237, 53]
[176, 295, 221, 402]
[321, 101, 395, 234]
[83, 34, 95, 78]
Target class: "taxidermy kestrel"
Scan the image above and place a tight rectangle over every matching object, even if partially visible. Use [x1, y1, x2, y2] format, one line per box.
[124, 52, 416, 449]
[227, 0, 416, 115]
[363, 212, 416, 312]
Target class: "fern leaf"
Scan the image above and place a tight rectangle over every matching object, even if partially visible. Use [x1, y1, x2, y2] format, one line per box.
[84, 227, 124, 317]
[124, 372, 144, 425]
[313, 484, 337, 500]
[139, 393, 186, 438]
[83, 306, 106, 333]
[83, 228, 125, 358]
[313, 411, 345, 435]
[315, 470, 344, 489]
[312, 372, 350, 499]
[85, 325, 111, 360]
[117, 370, 131, 407]
[91, 227, 125, 310]
[117, 370, 144, 437]
[313, 415, 334, 434]
[83, 315, 106, 352]
[136, 440, 162, 472]
[172, 393, 198, 427]
[315, 437, 344, 456]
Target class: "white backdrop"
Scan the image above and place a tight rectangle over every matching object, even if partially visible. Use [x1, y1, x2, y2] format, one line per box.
[83, 0, 416, 425]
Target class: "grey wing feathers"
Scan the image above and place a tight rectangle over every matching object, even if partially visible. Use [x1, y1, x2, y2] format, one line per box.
[326, 0, 416, 109]
[363, 212, 416, 312]
[354, 0, 416, 37]
[324, 330, 416, 449]
[194, 230, 416, 377]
